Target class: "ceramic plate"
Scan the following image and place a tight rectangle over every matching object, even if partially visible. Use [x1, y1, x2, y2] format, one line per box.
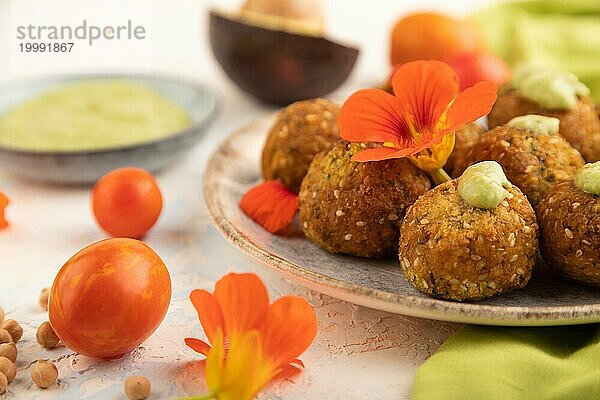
[204, 115, 600, 326]
[0, 74, 218, 184]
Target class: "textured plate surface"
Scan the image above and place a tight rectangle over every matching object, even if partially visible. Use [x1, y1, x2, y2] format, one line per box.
[0, 74, 218, 184]
[204, 115, 600, 326]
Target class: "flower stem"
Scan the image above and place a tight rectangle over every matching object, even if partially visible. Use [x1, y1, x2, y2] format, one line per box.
[427, 168, 451, 185]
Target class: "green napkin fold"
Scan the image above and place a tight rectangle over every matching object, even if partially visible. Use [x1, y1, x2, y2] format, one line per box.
[413, 325, 600, 400]
[472, 0, 600, 102]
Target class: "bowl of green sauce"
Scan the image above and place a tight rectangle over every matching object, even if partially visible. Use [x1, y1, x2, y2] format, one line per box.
[0, 74, 218, 184]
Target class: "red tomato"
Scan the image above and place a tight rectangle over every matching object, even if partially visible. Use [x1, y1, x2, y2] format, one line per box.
[390, 12, 484, 66]
[48, 238, 172, 359]
[92, 168, 163, 238]
[448, 51, 511, 90]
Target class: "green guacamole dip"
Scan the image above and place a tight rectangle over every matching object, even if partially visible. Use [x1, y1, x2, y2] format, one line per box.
[0, 80, 191, 152]
[458, 161, 513, 209]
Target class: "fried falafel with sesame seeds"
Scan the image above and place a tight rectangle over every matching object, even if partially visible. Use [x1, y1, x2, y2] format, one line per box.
[538, 182, 600, 287]
[489, 85, 600, 162]
[454, 125, 585, 209]
[399, 178, 538, 301]
[299, 142, 431, 258]
[445, 122, 485, 178]
[261, 98, 341, 193]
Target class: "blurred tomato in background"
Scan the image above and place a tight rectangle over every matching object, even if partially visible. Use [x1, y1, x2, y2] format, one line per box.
[447, 51, 510, 90]
[390, 12, 484, 65]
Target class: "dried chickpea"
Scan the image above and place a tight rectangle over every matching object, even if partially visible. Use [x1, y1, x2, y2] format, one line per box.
[0, 372, 7, 395]
[38, 288, 50, 311]
[124, 375, 151, 400]
[0, 330, 11, 344]
[1, 320, 23, 342]
[0, 343, 17, 363]
[31, 360, 58, 389]
[36, 322, 60, 349]
[0, 356, 16, 383]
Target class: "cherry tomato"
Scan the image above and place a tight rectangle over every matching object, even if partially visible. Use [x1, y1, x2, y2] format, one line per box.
[390, 12, 484, 66]
[92, 168, 163, 238]
[448, 51, 511, 90]
[48, 238, 172, 359]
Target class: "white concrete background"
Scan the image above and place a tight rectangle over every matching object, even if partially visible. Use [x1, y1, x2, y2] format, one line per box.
[0, 0, 496, 399]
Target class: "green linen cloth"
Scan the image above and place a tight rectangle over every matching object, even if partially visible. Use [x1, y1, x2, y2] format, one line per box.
[413, 325, 600, 400]
[472, 0, 600, 102]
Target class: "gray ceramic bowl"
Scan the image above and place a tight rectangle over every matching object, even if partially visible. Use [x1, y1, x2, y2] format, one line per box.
[0, 74, 218, 184]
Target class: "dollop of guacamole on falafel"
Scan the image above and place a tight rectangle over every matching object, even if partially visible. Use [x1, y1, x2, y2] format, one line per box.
[458, 161, 512, 209]
[512, 65, 590, 110]
[507, 114, 559, 135]
[574, 161, 600, 195]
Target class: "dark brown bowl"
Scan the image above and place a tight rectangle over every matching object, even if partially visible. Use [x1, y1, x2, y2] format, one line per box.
[209, 10, 359, 106]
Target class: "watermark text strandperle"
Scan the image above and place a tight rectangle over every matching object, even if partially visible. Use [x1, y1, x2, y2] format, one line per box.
[16, 20, 146, 46]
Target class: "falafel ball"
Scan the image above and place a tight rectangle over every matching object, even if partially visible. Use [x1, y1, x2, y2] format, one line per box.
[538, 181, 600, 287]
[455, 125, 585, 208]
[399, 179, 538, 301]
[489, 85, 600, 162]
[299, 142, 431, 258]
[445, 122, 485, 178]
[261, 98, 340, 193]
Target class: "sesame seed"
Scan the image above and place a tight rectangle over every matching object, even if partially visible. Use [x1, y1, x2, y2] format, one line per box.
[510, 255, 518, 262]
[305, 114, 318, 122]
[323, 111, 333, 119]
[422, 280, 429, 289]
[517, 268, 524, 274]
[378, 217, 385, 224]
[501, 200, 509, 207]
[388, 213, 398, 221]
[333, 189, 340, 198]
[572, 202, 580, 209]
[500, 140, 511, 148]
[360, 143, 367, 148]
[575, 249, 583, 257]
[414, 257, 421, 267]
[470, 254, 482, 261]
[463, 221, 472, 229]
[344, 233, 352, 241]
[488, 282, 496, 289]
[401, 257, 410, 270]
[312, 192, 317, 198]
[356, 221, 366, 227]
[582, 239, 592, 246]
[506, 193, 514, 200]
[420, 218, 430, 225]
[278, 126, 289, 138]
[548, 197, 555, 204]
[508, 233, 516, 247]
[565, 228, 573, 239]
[510, 274, 517, 282]
[303, 222, 308, 228]
[335, 210, 345, 217]
[522, 226, 532, 234]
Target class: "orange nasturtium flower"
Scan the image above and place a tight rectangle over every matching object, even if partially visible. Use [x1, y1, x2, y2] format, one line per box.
[239, 180, 298, 234]
[0, 192, 9, 230]
[338, 60, 498, 183]
[184, 273, 317, 400]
